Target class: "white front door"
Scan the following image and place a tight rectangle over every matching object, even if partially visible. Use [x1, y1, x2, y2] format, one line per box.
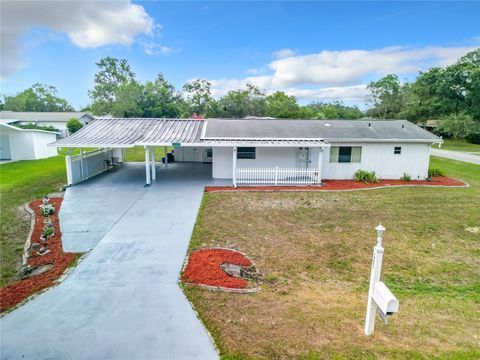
[297, 147, 310, 168]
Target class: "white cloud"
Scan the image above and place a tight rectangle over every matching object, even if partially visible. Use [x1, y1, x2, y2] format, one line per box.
[0, 0, 155, 80]
[209, 44, 477, 105]
[139, 40, 177, 56]
[272, 48, 296, 59]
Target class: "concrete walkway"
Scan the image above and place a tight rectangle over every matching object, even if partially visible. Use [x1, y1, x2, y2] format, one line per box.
[1, 163, 219, 360]
[431, 148, 480, 165]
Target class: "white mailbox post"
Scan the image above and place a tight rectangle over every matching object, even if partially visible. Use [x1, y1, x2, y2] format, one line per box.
[364, 224, 399, 336]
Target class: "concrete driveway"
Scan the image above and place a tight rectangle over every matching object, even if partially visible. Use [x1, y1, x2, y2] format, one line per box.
[1, 163, 219, 359]
[431, 148, 480, 165]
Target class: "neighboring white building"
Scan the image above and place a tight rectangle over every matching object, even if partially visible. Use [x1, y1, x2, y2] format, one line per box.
[52, 118, 442, 186]
[0, 121, 59, 161]
[0, 111, 94, 137]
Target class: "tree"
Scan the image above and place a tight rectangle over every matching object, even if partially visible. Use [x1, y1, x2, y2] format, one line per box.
[2, 83, 74, 112]
[141, 74, 187, 118]
[89, 57, 136, 115]
[367, 74, 403, 119]
[265, 92, 299, 118]
[66, 117, 84, 134]
[437, 113, 478, 140]
[212, 84, 266, 118]
[183, 79, 212, 116]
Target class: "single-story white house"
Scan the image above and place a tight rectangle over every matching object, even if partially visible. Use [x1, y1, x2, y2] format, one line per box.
[51, 118, 442, 187]
[0, 120, 59, 161]
[0, 111, 94, 137]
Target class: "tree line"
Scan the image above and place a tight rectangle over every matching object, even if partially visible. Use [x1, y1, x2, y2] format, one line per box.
[1, 49, 479, 141]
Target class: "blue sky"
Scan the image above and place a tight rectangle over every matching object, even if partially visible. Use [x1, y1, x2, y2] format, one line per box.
[1, 1, 479, 110]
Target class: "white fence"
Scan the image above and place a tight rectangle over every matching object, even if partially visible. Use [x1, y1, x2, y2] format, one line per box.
[235, 167, 320, 186]
[66, 148, 121, 185]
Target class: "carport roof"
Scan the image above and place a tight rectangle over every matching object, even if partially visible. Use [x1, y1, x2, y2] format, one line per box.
[51, 117, 441, 148]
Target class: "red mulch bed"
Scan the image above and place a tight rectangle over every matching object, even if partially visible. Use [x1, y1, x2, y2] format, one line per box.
[205, 176, 466, 192]
[0, 198, 80, 313]
[182, 249, 253, 289]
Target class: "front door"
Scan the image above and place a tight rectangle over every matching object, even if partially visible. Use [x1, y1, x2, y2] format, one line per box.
[297, 147, 309, 168]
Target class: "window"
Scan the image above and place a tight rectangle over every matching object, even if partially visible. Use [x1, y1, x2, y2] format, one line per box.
[394, 146, 402, 154]
[330, 146, 362, 163]
[206, 148, 212, 157]
[237, 147, 256, 159]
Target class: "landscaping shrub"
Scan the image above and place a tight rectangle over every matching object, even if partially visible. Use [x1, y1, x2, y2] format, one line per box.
[353, 169, 378, 183]
[401, 173, 412, 181]
[66, 117, 83, 134]
[428, 168, 445, 178]
[15, 123, 59, 132]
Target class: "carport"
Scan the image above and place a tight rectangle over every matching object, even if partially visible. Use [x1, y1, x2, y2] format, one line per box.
[51, 118, 208, 186]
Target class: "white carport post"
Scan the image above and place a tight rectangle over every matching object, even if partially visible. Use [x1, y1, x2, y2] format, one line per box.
[232, 146, 237, 188]
[144, 146, 151, 186]
[317, 146, 324, 184]
[150, 147, 156, 180]
[164, 146, 168, 169]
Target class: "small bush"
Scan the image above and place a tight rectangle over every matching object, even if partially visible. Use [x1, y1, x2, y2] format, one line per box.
[353, 169, 378, 183]
[428, 168, 445, 178]
[42, 226, 54, 238]
[401, 173, 411, 181]
[66, 117, 84, 134]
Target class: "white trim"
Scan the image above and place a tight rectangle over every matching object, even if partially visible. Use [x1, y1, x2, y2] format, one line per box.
[0, 122, 60, 135]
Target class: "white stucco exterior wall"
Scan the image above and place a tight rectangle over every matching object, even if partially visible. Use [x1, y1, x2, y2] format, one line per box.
[211, 143, 431, 180]
[322, 142, 431, 180]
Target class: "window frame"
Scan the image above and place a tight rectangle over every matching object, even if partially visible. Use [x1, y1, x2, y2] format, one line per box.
[329, 146, 362, 163]
[237, 147, 256, 159]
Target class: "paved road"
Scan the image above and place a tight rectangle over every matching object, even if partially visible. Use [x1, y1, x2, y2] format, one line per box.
[1, 163, 219, 360]
[431, 148, 480, 165]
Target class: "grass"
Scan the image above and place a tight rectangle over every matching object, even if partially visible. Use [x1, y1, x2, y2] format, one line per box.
[184, 157, 480, 359]
[433, 139, 480, 154]
[124, 146, 170, 162]
[0, 155, 67, 287]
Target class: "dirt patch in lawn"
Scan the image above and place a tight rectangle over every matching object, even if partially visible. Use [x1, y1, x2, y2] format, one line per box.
[0, 198, 81, 313]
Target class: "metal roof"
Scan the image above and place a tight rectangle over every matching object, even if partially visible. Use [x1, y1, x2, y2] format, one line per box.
[51, 118, 204, 148]
[51, 118, 441, 148]
[0, 111, 93, 122]
[203, 119, 441, 143]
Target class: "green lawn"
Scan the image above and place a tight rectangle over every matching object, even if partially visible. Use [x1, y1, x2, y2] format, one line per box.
[0, 156, 67, 286]
[184, 157, 480, 359]
[433, 139, 480, 154]
[124, 146, 170, 162]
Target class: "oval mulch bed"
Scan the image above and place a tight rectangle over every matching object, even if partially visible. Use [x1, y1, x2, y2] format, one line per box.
[0, 198, 81, 313]
[204, 176, 467, 192]
[181, 248, 254, 290]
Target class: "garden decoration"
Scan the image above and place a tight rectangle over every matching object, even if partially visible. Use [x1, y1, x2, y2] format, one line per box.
[39, 196, 55, 217]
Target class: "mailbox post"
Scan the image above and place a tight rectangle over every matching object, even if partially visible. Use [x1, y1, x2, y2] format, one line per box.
[364, 224, 399, 336]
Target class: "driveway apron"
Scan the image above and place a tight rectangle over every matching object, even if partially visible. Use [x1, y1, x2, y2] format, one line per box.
[0, 163, 219, 360]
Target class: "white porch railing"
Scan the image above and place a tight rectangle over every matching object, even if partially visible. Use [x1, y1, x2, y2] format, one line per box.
[235, 167, 320, 186]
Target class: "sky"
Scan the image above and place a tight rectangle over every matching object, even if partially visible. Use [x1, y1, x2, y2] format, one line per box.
[1, 1, 479, 110]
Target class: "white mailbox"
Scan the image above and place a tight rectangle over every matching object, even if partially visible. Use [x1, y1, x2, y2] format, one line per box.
[373, 282, 399, 316]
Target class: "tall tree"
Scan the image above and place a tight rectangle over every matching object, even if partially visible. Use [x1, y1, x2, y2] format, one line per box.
[367, 74, 403, 119]
[89, 57, 136, 115]
[2, 83, 74, 111]
[183, 79, 212, 116]
[265, 91, 300, 118]
[212, 84, 266, 118]
[142, 74, 187, 118]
